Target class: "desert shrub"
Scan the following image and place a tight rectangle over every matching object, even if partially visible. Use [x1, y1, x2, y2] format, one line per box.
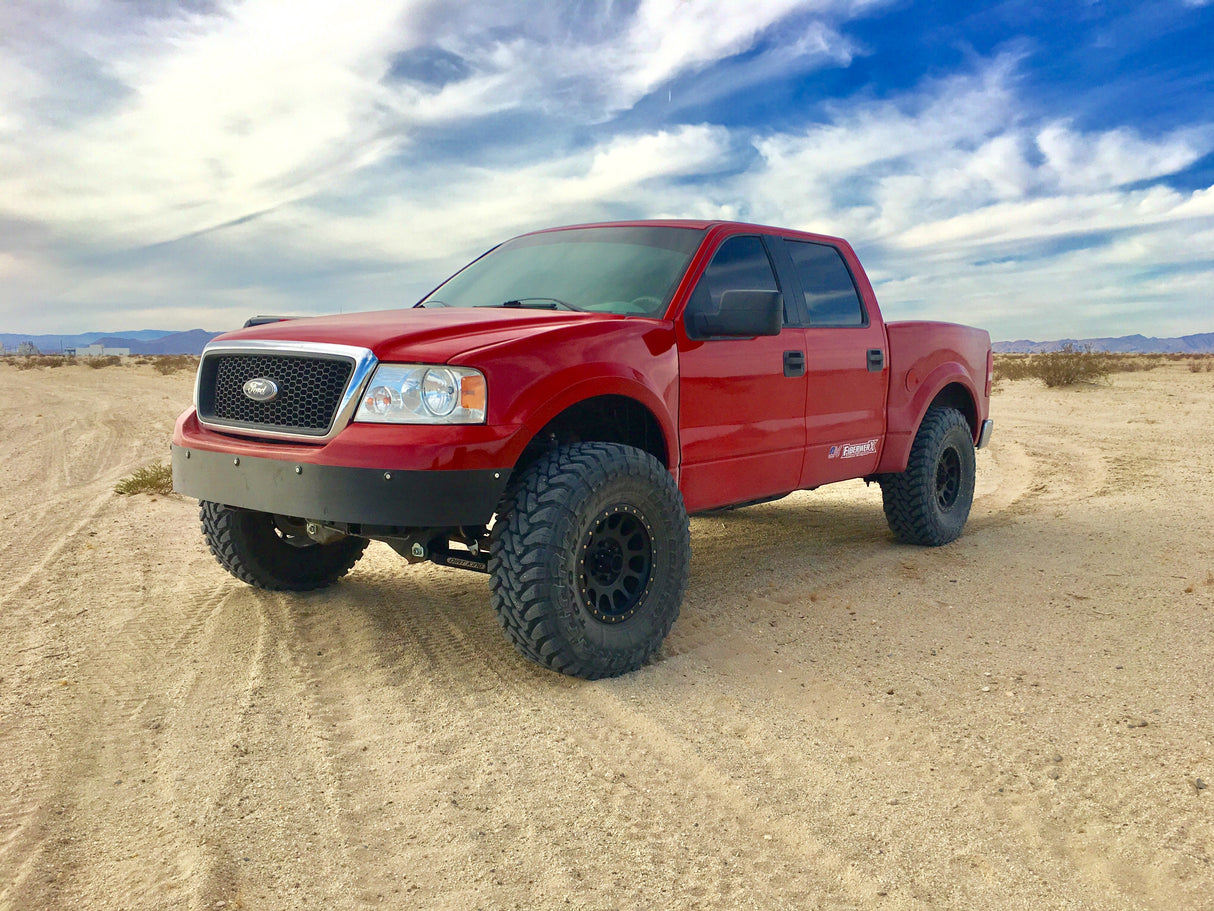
[114, 462, 174, 496]
[12, 355, 75, 370]
[86, 355, 123, 369]
[992, 354, 1033, 383]
[1105, 354, 1164, 373]
[153, 355, 199, 375]
[1029, 344, 1112, 388]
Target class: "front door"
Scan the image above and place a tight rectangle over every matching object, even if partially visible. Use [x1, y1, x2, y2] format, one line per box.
[676, 234, 807, 513]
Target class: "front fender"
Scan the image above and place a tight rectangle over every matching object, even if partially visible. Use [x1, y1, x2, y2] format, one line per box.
[501, 366, 678, 467]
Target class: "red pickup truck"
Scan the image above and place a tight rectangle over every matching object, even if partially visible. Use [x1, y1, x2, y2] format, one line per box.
[173, 220, 993, 678]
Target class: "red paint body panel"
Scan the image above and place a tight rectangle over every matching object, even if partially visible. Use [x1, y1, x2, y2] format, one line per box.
[875, 320, 992, 474]
[172, 220, 991, 522]
[676, 327, 808, 512]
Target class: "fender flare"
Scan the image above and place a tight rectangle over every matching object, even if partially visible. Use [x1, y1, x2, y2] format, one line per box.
[500, 369, 677, 469]
[876, 363, 980, 474]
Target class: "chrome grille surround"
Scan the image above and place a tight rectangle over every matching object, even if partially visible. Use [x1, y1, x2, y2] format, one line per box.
[194, 340, 378, 442]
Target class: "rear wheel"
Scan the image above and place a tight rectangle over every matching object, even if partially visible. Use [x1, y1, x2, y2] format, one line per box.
[200, 501, 368, 591]
[880, 406, 976, 546]
[489, 443, 690, 679]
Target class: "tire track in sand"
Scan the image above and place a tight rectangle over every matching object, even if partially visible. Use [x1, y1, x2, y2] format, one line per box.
[0, 570, 235, 909]
[261, 548, 900, 909]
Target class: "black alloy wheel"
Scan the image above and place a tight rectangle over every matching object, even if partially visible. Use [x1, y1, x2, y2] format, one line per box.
[578, 505, 654, 624]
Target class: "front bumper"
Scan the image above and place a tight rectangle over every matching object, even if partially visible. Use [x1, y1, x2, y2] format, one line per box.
[172, 444, 509, 527]
[171, 407, 519, 528]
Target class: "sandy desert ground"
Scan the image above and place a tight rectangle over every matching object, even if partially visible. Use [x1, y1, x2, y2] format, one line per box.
[0, 359, 1211, 911]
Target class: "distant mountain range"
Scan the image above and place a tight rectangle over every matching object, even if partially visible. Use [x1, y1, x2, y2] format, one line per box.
[5, 327, 1213, 356]
[0, 329, 223, 355]
[994, 332, 1214, 354]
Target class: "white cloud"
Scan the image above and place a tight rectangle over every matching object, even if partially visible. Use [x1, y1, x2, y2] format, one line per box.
[241, 125, 736, 264]
[403, 0, 873, 120]
[0, 0, 415, 245]
[1036, 122, 1203, 191]
[0, 2, 1210, 341]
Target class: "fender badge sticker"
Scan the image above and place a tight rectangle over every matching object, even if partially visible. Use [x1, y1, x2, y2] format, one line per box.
[829, 438, 879, 459]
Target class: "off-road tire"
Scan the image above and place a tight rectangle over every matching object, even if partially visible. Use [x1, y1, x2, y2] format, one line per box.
[200, 501, 368, 591]
[489, 443, 691, 679]
[880, 406, 976, 546]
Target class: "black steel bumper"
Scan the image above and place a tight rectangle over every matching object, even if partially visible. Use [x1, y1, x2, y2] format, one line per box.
[171, 445, 510, 527]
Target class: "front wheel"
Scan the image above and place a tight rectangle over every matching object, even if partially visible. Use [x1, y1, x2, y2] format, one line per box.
[489, 443, 691, 679]
[880, 406, 976, 546]
[200, 501, 368, 591]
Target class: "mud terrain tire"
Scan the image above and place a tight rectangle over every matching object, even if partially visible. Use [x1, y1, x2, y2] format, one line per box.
[490, 443, 690, 679]
[880, 405, 976, 546]
[200, 501, 368, 591]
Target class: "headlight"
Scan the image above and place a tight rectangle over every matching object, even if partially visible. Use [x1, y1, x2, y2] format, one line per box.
[354, 364, 486, 424]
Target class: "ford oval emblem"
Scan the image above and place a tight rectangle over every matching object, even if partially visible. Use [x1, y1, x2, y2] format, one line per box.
[242, 377, 279, 402]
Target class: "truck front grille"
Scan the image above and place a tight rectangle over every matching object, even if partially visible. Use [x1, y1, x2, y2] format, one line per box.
[198, 352, 356, 437]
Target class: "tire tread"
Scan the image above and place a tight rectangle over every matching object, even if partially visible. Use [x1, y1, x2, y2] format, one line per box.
[880, 406, 975, 547]
[489, 443, 690, 679]
[200, 501, 368, 591]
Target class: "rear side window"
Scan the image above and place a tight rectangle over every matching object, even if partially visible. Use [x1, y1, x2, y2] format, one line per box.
[685, 235, 783, 331]
[786, 241, 865, 327]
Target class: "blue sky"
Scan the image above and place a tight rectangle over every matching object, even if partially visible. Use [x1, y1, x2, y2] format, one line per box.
[1, 0, 1211, 341]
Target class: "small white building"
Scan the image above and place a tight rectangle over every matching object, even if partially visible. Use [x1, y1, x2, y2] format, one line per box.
[64, 344, 130, 357]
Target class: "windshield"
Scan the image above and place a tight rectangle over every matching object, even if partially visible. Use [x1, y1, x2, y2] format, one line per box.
[419, 225, 706, 317]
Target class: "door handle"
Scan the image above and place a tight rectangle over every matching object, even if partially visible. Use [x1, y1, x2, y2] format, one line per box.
[867, 348, 884, 372]
[783, 350, 806, 377]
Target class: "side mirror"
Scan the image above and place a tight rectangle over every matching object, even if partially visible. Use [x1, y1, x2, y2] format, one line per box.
[691, 290, 783, 339]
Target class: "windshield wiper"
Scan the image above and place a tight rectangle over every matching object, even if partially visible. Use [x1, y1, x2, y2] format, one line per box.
[415, 300, 448, 308]
[486, 298, 586, 312]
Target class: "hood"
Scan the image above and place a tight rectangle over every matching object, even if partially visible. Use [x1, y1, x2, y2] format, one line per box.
[213, 307, 629, 363]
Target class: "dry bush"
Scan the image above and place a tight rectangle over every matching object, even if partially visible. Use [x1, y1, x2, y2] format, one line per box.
[12, 355, 75, 370]
[1104, 353, 1165, 373]
[1030, 344, 1112, 388]
[114, 462, 174, 497]
[153, 355, 199, 375]
[86, 355, 123, 369]
[992, 354, 1033, 383]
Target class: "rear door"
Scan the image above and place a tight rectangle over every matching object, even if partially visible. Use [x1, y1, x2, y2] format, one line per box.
[676, 234, 808, 512]
[769, 237, 888, 486]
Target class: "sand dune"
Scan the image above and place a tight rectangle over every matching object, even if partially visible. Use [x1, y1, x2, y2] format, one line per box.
[1, 361, 1211, 910]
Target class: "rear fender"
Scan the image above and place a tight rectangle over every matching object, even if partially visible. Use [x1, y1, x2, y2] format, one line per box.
[875, 364, 980, 474]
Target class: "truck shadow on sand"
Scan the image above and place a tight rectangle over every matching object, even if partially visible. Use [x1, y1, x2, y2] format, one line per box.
[280, 489, 1006, 684]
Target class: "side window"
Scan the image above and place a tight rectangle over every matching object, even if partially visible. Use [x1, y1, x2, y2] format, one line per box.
[786, 241, 866, 327]
[685, 235, 783, 336]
